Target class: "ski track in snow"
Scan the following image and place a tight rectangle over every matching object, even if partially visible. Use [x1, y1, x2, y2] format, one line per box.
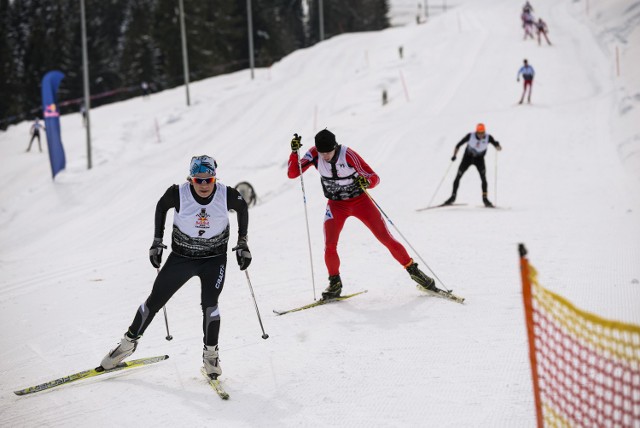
[1, 0, 639, 426]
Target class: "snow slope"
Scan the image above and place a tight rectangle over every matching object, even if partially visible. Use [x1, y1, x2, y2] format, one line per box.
[1, 0, 639, 426]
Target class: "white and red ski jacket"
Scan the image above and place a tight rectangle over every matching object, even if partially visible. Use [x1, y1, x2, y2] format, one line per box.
[288, 145, 380, 201]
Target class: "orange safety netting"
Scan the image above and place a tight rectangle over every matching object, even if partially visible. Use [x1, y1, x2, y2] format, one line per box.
[520, 250, 640, 428]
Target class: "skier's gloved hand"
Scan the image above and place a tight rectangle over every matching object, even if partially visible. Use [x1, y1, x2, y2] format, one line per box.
[149, 238, 167, 268]
[496, 143, 503, 151]
[355, 175, 369, 189]
[451, 155, 457, 161]
[232, 236, 252, 271]
[291, 134, 302, 152]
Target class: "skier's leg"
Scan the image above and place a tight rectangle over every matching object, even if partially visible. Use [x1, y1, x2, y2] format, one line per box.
[199, 256, 226, 376]
[353, 195, 411, 266]
[322, 200, 349, 298]
[475, 157, 488, 195]
[474, 157, 493, 206]
[450, 155, 472, 199]
[128, 253, 195, 338]
[199, 256, 226, 347]
[527, 81, 532, 103]
[27, 135, 35, 152]
[101, 253, 195, 368]
[323, 201, 349, 277]
[37, 134, 42, 152]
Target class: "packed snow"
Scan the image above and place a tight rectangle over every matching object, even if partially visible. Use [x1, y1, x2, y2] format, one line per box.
[1, 0, 639, 426]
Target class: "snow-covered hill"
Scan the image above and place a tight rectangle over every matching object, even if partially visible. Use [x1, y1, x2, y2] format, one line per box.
[1, 0, 639, 426]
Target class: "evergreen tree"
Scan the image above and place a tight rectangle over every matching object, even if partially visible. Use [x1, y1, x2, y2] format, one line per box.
[252, 0, 305, 67]
[0, 0, 389, 127]
[152, 0, 184, 88]
[119, 0, 157, 91]
[0, 0, 16, 127]
[308, 0, 389, 43]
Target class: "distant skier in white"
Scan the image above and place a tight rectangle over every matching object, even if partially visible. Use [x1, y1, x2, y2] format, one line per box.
[100, 155, 251, 378]
[443, 123, 502, 208]
[27, 118, 45, 152]
[521, 10, 535, 40]
[536, 18, 552, 46]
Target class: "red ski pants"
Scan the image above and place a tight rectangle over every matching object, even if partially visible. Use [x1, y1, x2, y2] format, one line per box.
[323, 193, 412, 276]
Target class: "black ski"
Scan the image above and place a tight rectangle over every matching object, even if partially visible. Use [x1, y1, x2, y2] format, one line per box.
[416, 203, 467, 212]
[418, 286, 465, 303]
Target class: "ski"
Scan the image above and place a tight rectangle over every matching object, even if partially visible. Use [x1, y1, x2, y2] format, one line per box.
[477, 205, 510, 210]
[14, 355, 169, 396]
[416, 203, 467, 212]
[273, 290, 368, 316]
[201, 367, 229, 400]
[418, 286, 465, 304]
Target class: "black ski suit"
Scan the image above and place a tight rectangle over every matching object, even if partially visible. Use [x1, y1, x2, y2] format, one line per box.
[451, 132, 501, 197]
[127, 183, 248, 346]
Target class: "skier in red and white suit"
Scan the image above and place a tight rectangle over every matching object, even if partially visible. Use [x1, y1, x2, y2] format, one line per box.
[287, 129, 441, 300]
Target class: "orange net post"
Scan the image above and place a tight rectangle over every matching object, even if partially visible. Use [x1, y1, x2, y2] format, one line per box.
[519, 244, 640, 427]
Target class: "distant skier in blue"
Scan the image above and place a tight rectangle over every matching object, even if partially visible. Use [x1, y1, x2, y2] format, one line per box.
[517, 59, 535, 104]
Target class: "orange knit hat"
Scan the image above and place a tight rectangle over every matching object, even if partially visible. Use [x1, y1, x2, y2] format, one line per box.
[476, 123, 486, 133]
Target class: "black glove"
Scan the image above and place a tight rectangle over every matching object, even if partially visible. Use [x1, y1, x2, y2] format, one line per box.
[291, 133, 302, 152]
[451, 155, 457, 161]
[232, 236, 252, 271]
[355, 175, 369, 189]
[149, 238, 167, 268]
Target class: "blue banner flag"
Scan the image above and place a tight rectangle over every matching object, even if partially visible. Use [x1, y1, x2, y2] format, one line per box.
[41, 71, 66, 179]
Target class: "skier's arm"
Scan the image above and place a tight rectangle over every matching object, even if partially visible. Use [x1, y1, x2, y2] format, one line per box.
[488, 135, 502, 151]
[287, 148, 317, 178]
[154, 185, 179, 240]
[346, 148, 380, 189]
[226, 187, 249, 238]
[452, 133, 471, 159]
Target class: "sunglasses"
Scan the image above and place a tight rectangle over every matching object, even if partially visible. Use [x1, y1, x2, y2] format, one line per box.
[191, 176, 215, 184]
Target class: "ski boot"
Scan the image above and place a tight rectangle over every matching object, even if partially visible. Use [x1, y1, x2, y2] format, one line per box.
[321, 275, 343, 300]
[482, 196, 494, 207]
[101, 333, 139, 370]
[406, 261, 439, 293]
[203, 344, 222, 377]
[442, 194, 456, 206]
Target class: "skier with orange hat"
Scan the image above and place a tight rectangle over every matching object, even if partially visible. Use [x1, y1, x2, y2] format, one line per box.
[443, 123, 502, 207]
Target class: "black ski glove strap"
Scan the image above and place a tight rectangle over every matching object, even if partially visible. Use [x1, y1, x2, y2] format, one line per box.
[232, 236, 252, 271]
[149, 238, 167, 268]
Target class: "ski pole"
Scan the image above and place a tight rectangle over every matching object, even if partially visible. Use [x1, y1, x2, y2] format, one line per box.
[162, 306, 173, 341]
[294, 133, 317, 300]
[363, 189, 452, 292]
[426, 160, 454, 208]
[157, 268, 173, 341]
[494, 150, 498, 207]
[244, 270, 269, 340]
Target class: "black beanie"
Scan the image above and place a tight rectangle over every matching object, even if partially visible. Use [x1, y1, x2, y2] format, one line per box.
[315, 129, 337, 153]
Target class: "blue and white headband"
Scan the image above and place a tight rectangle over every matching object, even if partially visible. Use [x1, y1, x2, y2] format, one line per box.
[189, 155, 217, 176]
